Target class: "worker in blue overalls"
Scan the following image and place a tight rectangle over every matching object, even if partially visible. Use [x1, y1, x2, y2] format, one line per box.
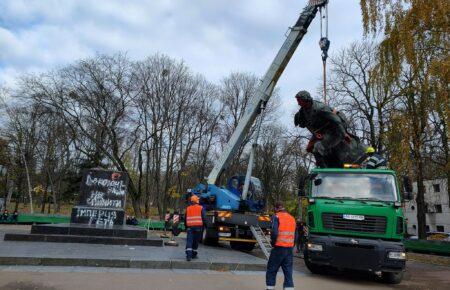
[266, 201, 296, 290]
[185, 195, 206, 261]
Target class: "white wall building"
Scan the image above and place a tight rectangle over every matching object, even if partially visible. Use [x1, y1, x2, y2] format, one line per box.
[404, 178, 450, 235]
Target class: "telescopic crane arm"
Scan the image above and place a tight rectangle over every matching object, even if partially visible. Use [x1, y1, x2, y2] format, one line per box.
[207, 0, 329, 185]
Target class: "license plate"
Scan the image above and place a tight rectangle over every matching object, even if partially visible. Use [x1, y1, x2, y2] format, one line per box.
[343, 214, 365, 221]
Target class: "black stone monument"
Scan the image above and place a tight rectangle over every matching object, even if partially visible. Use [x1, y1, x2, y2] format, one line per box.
[4, 169, 163, 246]
[70, 169, 128, 226]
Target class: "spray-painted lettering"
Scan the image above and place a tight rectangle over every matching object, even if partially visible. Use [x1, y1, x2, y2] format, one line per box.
[85, 174, 126, 196]
[76, 208, 117, 227]
[86, 191, 122, 208]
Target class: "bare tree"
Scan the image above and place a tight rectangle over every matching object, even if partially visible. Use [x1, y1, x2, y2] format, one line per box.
[0, 53, 311, 220]
[253, 124, 308, 209]
[133, 54, 222, 217]
[24, 54, 143, 215]
[0, 93, 43, 213]
[328, 41, 396, 152]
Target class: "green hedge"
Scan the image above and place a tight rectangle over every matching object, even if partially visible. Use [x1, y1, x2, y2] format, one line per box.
[405, 239, 450, 255]
[136, 219, 185, 230]
[1, 214, 184, 230]
[18, 214, 70, 224]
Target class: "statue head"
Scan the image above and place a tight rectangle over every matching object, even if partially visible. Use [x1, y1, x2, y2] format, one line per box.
[295, 90, 312, 108]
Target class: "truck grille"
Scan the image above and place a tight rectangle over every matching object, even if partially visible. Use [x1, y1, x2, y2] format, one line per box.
[322, 213, 386, 234]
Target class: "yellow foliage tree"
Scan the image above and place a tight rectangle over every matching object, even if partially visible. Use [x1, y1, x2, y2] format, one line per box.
[360, 0, 449, 239]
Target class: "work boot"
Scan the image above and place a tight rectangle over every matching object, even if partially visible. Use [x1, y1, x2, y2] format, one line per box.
[186, 257, 191, 261]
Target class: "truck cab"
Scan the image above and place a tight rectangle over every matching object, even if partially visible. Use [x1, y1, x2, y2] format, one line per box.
[302, 168, 406, 284]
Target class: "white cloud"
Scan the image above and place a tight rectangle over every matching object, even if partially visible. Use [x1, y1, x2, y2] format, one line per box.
[0, 0, 364, 125]
[0, 27, 26, 60]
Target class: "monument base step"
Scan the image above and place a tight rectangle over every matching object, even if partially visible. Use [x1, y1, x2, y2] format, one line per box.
[31, 223, 147, 238]
[4, 233, 163, 247]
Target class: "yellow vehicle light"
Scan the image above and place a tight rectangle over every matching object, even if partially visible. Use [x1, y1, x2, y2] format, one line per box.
[258, 215, 271, 222]
[343, 163, 360, 168]
[217, 211, 232, 218]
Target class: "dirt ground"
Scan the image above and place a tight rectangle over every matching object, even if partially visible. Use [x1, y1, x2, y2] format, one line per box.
[291, 253, 450, 290]
[1, 224, 449, 289]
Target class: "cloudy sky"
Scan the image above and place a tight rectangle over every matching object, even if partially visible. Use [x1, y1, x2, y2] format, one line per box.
[0, 0, 364, 123]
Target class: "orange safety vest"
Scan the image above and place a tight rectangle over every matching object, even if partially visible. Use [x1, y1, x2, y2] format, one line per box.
[275, 212, 296, 247]
[186, 204, 203, 227]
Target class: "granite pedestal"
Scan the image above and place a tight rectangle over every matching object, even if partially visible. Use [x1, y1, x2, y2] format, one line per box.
[4, 223, 163, 246]
[31, 223, 147, 238]
[4, 169, 163, 247]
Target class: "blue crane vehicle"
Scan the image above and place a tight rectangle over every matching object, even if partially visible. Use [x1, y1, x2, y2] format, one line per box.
[188, 0, 330, 255]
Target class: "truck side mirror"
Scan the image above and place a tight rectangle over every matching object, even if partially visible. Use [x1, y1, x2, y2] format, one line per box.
[402, 176, 413, 201]
[314, 178, 322, 186]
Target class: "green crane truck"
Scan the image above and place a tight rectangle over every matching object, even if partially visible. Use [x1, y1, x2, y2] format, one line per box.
[300, 167, 407, 284]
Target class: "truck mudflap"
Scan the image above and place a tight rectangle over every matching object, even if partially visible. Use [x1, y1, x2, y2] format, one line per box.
[306, 234, 406, 272]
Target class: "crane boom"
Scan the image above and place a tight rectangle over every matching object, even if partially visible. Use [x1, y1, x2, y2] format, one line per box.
[207, 0, 328, 185]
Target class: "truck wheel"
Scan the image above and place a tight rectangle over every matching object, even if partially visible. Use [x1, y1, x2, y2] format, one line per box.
[202, 227, 219, 246]
[381, 271, 404, 284]
[230, 241, 256, 252]
[304, 252, 327, 274]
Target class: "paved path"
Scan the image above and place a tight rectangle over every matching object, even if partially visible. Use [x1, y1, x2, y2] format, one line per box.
[1, 225, 449, 289]
[0, 225, 266, 270]
[0, 266, 392, 290]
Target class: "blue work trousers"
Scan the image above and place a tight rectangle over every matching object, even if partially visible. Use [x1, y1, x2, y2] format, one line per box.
[266, 246, 294, 290]
[185, 227, 202, 259]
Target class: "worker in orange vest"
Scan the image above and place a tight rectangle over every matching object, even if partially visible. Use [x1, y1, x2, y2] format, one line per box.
[185, 195, 206, 261]
[266, 201, 296, 290]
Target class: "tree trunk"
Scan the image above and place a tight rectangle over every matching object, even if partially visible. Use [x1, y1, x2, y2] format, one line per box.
[131, 197, 141, 218]
[41, 176, 49, 213]
[3, 172, 8, 207]
[6, 179, 13, 206]
[415, 157, 427, 239]
[40, 191, 47, 213]
[447, 175, 450, 212]
[21, 153, 34, 214]
[46, 168, 57, 213]
[14, 176, 22, 212]
[56, 176, 62, 213]
[144, 144, 152, 217]
[127, 181, 141, 218]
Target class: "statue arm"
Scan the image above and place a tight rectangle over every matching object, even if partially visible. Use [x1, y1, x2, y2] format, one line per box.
[294, 110, 306, 127]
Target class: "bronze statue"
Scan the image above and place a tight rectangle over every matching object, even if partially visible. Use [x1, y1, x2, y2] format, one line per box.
[294, 90, 365, 168]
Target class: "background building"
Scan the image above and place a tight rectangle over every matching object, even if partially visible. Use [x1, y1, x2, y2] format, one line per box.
[404, 179, 449, 235]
